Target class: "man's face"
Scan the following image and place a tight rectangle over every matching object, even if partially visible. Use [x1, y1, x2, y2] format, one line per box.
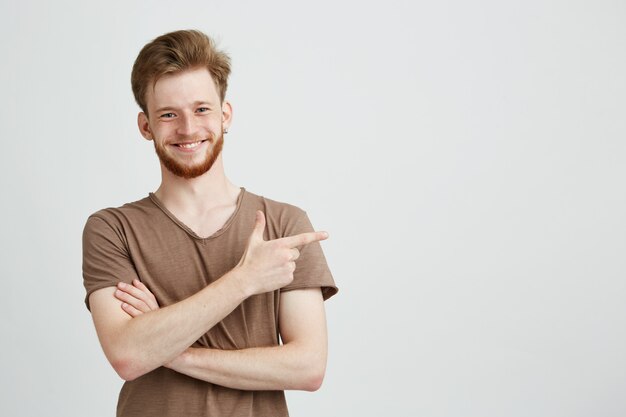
[138, 67, 231, 179]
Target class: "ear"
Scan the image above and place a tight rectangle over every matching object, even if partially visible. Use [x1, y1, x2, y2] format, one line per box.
[221, 100, 233, 132]
[137, 112, 153, 141]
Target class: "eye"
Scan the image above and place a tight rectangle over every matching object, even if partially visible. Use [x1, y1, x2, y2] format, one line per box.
[196, 107, 210, 113]
[160, 112, 175, 119]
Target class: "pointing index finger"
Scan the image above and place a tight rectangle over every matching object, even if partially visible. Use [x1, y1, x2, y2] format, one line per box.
[280, 231, 329, 249]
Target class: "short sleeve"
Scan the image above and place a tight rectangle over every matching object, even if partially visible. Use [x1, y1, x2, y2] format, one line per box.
[281, 211, 338, 301]
[82, 214, 140, 311]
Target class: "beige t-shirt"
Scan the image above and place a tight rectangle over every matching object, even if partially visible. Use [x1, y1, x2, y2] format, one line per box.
[82, 187, 337, 417]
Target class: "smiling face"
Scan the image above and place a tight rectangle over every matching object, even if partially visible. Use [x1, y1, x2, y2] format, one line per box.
[137, 67, 232, 179]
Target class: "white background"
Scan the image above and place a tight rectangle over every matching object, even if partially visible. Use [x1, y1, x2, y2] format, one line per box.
[1, 0, 625, 416]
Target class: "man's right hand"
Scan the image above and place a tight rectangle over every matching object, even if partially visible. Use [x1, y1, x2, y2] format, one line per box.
[235, 210, 329, 296]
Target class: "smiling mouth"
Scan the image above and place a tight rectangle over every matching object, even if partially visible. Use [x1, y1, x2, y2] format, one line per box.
[173, 139, 208, 149]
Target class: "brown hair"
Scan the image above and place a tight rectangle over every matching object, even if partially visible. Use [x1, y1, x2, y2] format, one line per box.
[131, 29, 231, 115]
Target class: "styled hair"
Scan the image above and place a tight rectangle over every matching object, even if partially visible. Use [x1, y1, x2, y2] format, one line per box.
[131, 29, 231, 115]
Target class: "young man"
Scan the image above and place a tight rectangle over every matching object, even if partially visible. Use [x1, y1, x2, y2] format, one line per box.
[82, 29, 337, 417]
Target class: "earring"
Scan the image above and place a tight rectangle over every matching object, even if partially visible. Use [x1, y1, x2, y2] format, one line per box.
[224, 128, 229, 134]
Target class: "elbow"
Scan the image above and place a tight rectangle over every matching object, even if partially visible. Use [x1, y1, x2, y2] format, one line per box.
[302, 370, 325, 392]
[299, 356, 326, 392]
[110, 355, 147, 382]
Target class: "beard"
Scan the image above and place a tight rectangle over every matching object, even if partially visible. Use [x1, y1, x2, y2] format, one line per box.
[153, 129, 224, 179]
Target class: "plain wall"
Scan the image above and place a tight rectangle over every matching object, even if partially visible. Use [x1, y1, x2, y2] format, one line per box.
[1, 0, 625, 416]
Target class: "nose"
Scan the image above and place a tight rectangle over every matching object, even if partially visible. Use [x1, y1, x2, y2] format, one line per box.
[176, 112, 199, 137]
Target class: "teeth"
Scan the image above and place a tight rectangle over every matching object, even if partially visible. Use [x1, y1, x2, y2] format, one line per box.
[177, 141, 202, 149]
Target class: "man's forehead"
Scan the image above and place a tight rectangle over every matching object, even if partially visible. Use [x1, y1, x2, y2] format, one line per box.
[148, 68, 219, 109]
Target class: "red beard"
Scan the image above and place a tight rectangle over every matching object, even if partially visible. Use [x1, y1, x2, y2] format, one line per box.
[153, 129, 224, 179]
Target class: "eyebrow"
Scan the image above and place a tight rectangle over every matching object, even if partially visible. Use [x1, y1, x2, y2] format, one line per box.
[154, 101, 214, 114]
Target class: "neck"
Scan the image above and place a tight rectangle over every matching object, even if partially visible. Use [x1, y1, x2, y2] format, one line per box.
[154, 154, 241, 214]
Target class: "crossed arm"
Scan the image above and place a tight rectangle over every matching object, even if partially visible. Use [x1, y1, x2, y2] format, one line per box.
[90, 282, 327, 391]
[167, 288, 327, 391]
[118, 280, 327, 390]
[88, 212, 329, 390]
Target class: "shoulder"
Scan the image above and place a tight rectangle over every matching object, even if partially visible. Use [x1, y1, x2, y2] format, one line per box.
[83, 195, 158, 235]
[243, 189, 307, 218]
[241, 189, 311, 237]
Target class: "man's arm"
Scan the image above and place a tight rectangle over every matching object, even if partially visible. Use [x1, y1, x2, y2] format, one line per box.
[89, 271, 247, 382]
[165, 287, 328, 391]
[116, 283, 328, 391]
[88, 210, 328, 382]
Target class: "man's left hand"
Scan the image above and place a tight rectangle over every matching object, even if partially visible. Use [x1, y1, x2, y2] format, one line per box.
[114, 279, 160, 317]
[113, 280, 192, 369]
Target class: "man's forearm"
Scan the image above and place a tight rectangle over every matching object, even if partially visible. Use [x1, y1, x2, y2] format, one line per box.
[112, 269, 249, 380]
[167, 343, 326, 392]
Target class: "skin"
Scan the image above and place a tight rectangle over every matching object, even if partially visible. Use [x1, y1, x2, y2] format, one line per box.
[88, 67, 330, 390]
